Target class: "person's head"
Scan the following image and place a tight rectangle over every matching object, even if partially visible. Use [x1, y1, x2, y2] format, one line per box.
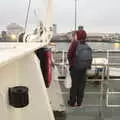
[78, 25, 84, 30]
[19, 32, 25, 42]
[1, 31, 7, 38]
[76, 29, 87, 43]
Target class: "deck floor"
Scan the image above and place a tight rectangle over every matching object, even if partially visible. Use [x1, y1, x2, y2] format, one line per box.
[53, 79, 120, 120]
[49, 64, 120, 120]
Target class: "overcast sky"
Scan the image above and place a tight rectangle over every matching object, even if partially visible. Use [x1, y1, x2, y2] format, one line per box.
[0, 0, 120, 33]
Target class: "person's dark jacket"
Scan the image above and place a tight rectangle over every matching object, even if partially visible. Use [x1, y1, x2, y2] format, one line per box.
[67, 30, 87, 68]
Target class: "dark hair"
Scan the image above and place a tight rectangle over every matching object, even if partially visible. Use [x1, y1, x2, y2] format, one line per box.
[78, 26, 84, 30]
[19, 33, 25, 42]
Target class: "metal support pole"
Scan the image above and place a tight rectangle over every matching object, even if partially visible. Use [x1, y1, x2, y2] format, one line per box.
[98, 65, 105, 120]
[75, 0, 77, 31]
[61, 51, 65, 76]
[24, 0, 31, 34]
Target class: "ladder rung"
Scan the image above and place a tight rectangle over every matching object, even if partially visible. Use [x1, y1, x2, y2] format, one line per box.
[57, 91, 103, 95]
[87, 79, 104, 81]
[107, 92, 120, 94]
[55, 79, 104, 82]
[107, 105, 120, 108]
[108, 79, 120, 81]
[57, 91, 120, 95]
[60, 104, 105, 109]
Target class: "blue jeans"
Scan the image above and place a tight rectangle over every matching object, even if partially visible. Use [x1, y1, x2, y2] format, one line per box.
[69, 67, 86, 105]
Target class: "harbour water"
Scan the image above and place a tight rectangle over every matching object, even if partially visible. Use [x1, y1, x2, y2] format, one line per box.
[55, 42, 120, 51]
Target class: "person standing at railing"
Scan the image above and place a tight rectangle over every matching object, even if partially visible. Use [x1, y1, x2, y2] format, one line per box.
[67, 26, 92, 107]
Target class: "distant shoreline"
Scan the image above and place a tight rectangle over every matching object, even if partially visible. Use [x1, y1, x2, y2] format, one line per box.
[51, 40, 120, 43]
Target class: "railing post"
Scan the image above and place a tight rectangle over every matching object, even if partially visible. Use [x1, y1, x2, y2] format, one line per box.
[61, 50, 65, 76]
[53, 50, 120, 109]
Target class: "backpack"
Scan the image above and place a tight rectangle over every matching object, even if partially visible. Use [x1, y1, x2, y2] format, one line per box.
[74, 42, 92, 69]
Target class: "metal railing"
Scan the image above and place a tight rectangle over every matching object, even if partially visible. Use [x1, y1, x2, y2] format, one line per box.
[53, 50, 120, 108]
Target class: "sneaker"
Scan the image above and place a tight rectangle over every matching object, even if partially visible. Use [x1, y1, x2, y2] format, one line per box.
[77, 102, 82, 106]
[77, 104, 81, 106]
[67, 100, 75, 107]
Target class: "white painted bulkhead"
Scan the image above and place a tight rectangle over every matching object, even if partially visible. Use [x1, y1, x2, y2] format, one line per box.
[0, 43, 55, 120]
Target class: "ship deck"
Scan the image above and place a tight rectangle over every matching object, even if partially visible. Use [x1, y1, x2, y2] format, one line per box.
[51, 50, 120, 120]
[52, 70, 120, 120]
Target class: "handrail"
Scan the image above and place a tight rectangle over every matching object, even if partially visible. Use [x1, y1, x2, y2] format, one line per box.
[53, 50, 120, 108]
[53, 49, 120, 52]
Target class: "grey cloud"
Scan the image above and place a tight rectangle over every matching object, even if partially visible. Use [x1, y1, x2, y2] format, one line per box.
[0, 0, 120, 33]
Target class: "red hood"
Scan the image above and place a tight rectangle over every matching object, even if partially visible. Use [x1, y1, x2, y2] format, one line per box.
[76, 30, 87, 43]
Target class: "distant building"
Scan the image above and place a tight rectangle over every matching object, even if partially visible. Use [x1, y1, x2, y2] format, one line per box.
[51, 32, 106, 42]
[66, 32, 104, 41]
[53, 24, 57, 34]
[51, 33, 69, 42]
[6, 23, 24, 40]
[0, 31, 11, 42]
[51, 31, 120, 42]
[87, 33, 104, 41]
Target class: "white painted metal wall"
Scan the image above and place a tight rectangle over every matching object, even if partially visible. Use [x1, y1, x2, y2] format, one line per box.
[0, 43, 55, 120]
